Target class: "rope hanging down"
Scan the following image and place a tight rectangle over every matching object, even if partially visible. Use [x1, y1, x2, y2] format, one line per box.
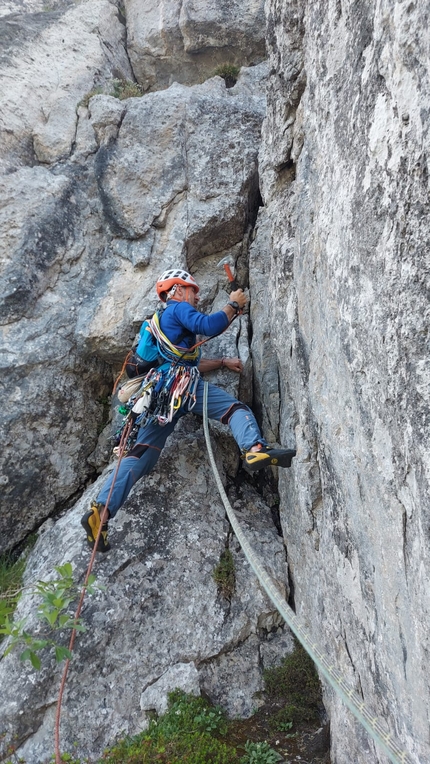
[202, 382, 413, 764]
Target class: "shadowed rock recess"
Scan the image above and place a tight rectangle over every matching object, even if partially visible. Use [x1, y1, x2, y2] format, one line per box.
[0, 0, 428, 763]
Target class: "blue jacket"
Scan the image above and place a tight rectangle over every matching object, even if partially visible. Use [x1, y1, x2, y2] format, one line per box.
[160, 300, 229, 348]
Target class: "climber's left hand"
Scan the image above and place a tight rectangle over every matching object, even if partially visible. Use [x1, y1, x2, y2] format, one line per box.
[223, 357, 243, 373]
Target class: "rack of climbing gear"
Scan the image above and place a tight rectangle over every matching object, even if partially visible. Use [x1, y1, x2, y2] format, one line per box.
[151, 364, 200, 425]
[113, 364, 201, 455]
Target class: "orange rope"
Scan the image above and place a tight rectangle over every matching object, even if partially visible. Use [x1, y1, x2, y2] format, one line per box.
[112, 350, 133, 395]
[54, 417, 133, 764]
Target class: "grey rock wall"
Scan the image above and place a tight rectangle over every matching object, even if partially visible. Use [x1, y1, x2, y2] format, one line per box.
[0, 0, 133, 171]
[258, 1, 430, 762]
[0, 2, 296, 760]
[125, 0, 266, 92]
[2, 0, 428, 762]
[0, 52, 268, 550]
[0, 430, 291, 763]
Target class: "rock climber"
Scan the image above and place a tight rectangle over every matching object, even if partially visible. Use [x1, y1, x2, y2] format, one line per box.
[82, 268, 296, 552]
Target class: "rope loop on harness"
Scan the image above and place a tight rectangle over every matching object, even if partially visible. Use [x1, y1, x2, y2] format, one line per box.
[150, 311, 201, 365]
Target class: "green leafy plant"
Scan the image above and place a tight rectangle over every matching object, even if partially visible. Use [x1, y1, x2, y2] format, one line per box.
[101, 690, 237, 763]
[212, 549, 235, 599]
[0, 563, 101, 669]
[239, 740, 283, 764]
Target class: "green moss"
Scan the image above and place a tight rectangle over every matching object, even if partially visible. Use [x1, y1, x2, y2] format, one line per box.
[264, 641, 322, 729]
[78, 87, 104, 108]
[212, 549, 235, 599]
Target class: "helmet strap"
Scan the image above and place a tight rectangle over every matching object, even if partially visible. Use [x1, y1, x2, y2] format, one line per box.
[166, 285, 178, 300]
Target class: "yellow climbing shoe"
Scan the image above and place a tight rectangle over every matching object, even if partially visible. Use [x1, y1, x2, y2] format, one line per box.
[244, 445, 296, 472]
[81, 502, 110, 553]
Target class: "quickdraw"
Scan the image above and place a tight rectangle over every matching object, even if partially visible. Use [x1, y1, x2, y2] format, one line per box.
[152, 365, 201, 425]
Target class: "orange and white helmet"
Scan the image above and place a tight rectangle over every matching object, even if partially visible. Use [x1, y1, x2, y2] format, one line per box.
[156, 269, 199, 302]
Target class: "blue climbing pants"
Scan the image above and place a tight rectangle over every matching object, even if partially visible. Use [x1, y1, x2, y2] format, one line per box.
[96, 379, 266, 517]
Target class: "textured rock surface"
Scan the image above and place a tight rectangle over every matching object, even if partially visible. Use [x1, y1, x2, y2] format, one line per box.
[0, 0, 133, 171]
[2, 0, 429, 762]
[0, 65, 267, 552]
[125, 0, 266, 92]
[257, 1, 430, 762]
[0, 428, 291, 762]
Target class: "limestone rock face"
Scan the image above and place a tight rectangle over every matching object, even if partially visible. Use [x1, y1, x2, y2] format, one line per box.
[4, 0, 429, 762]
[0, 0, 133, 172]
[0, 429, 291, 762]
[0, 64, 266, 552]
[125, 0, 266, 91]
[257, 1, 430, 762]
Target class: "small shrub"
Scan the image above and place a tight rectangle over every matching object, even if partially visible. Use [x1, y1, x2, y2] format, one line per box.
[212, 549, 235, 599]
[110, 79, 144, 100]
[0, 562, 101, 669]
[212, 64, 240, 88]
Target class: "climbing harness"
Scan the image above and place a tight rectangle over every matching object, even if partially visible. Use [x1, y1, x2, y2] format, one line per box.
[202, 382, 413, 764]
[112, 297, 243, 454]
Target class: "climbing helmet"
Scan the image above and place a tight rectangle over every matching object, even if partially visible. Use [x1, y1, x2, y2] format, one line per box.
[156, 269, 199, 302]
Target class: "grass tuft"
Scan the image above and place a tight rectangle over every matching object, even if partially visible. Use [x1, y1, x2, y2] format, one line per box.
[110, 79, 144, 100]
[264, 641, 322, 729]
[212, 549, 235, 599]
[0, 554, 26, 641]
[212, 64, 241, 87]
